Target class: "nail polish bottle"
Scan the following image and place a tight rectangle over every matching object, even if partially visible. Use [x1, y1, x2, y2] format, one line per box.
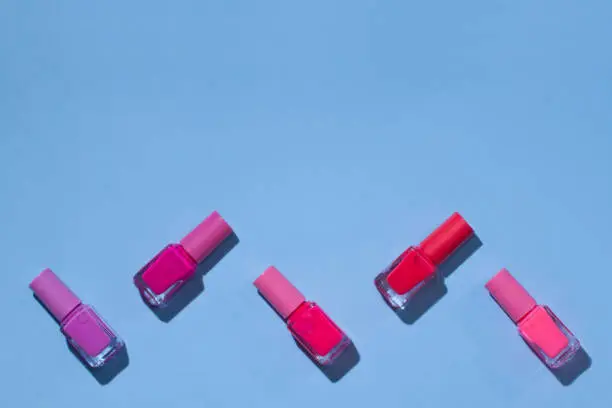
[254, 266, 352, 365]
[30, 269, 124, 368]
[375, 212, 474, 310]
[486, 269, 581, 368]
[134, 211, 233, 307]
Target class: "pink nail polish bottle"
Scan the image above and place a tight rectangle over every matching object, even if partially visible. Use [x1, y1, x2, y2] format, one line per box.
[30, 269, 124, 368]
[254, 267, 352, 365]
[486, 269, 581, 368]
[133, 211, 233, 307]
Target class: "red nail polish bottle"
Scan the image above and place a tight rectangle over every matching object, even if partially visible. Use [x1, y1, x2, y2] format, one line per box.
[486, 269, 581, 368]
[254, 266, 352, 365]
[375, 212, 474, 310]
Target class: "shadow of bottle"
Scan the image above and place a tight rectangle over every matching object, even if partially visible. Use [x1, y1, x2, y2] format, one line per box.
[547, 347, 592, 386]
[295, 339, 360, 383]
[151, 232, 239, 322]
[395, 234, 482, 324]
[68, 343, 130, 385]
[32, 294, 129, 385]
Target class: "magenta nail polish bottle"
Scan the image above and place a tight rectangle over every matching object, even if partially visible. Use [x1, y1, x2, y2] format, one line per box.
[30, 269, 124, 368]
[133, 211, 233, 308]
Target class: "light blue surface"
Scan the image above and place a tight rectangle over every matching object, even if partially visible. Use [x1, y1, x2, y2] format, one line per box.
[1, 1, 611, 407]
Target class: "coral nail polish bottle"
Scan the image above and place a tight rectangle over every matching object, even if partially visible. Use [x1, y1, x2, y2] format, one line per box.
[30, 269, 124, 368]
[134, 211, 233, 308]
[254, 266, 352, 365]
[486, 269, 581, 368]
[375, 212, 474, 310]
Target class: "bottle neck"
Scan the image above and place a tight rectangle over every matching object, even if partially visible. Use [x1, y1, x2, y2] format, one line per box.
[285, 300, 309, 322]
[173, 243, 198, 265]
[60, 302, 85, 325]
[514, 304, 538, 325]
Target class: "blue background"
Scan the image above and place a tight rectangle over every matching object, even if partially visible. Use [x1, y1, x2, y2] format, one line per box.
[1, 1, 611, 407]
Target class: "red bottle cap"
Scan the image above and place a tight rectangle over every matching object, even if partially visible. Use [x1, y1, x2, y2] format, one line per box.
[180, 211, 233, 263]
[419, 212, 473, 265]
[254, 266, 305, 320]
[485, 268, 537, 323]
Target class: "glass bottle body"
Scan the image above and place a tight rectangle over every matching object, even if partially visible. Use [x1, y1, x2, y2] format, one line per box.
[61, 304, 124, 368]
[134, 244, 198, 307]
[287, 301, 351, 365]
[518, 305, 580, 369]
[374, 247, 437, 310]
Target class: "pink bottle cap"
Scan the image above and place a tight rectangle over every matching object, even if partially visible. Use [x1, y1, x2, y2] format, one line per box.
[485, 268, 537, 323]
[180, 211, 233, 263]
[254, 266, 305, 320]
[30, 268, 81, 322]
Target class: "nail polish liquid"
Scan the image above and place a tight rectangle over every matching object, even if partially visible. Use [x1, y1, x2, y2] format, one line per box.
[375, 212, 474, 310]
[30, 269, 124, 368]
[254, 266, 351, 365]
[486, 269, 581, 368]
[134, 211, 233, 307]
